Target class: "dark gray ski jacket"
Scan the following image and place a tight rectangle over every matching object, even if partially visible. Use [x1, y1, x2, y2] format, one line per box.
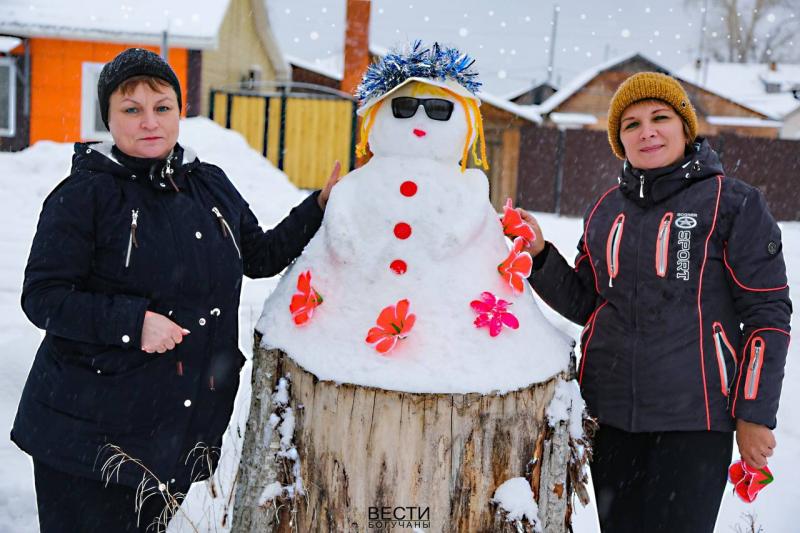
[530, 139, 791, 432]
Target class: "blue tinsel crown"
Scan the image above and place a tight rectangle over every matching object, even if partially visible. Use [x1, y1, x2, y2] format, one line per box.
[355, 40, 482, 104]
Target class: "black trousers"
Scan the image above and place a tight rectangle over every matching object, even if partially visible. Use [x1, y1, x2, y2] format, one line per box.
[33, 459, 186, 533]
[591, 424, 734, 533]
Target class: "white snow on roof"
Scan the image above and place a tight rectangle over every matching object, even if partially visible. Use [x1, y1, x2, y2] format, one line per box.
[286, 53, 343, 81]
[0, 0, 230, 49]
[549, 112, 597, 125]
[676, 62, 800, 120]
[0, 37, 22, 53]
[477, 91, 542, 124]
[706, 116, 783, 128]
[533, 52, 657, 114]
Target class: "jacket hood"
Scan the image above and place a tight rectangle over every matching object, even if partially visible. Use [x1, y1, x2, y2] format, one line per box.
[618, 137, 725, 207]
[71, 141, 200, 192]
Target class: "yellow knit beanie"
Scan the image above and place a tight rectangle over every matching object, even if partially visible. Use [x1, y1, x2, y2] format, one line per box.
[607, 72, 698, 160]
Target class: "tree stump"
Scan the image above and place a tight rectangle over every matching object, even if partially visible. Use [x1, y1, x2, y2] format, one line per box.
[234, 334, 573, 532]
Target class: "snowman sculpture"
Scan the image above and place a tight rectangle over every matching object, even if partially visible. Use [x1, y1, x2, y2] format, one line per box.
[258, 41, 570, 393]
[243, 42, 579, 532]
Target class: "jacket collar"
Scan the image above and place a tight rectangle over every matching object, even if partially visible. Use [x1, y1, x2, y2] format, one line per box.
[72, 141, 200, 192]
[618, 137, 725, 207]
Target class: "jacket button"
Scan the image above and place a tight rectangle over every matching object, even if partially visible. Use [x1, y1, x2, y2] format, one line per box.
[199, 318, 207, 326]
[122, 335, 130, 343]
[184, 399, 192, 407]
[195, 232, 202, 239]
[210, 308, 221, 316]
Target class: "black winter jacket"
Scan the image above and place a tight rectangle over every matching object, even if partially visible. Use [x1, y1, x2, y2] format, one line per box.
[12, 142, 323, 489]
[530, 139, 791, 432]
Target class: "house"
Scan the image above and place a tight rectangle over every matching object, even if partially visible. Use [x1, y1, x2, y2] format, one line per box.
[676, 61, 800, 139]
[0, 0, 287, 151]
[533, 53, 783, 138]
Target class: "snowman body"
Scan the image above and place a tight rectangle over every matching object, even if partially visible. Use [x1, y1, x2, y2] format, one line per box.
[258, 82, 570, 393]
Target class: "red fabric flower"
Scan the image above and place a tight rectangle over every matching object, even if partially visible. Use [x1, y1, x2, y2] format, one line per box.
[498, 238, 533, 295]
[365, 299, 416, 355]
[289, 270, 323, 325]
[501, 198, 536, 245]
[728, 458, 774, 503]
[470, 292, 519, 337]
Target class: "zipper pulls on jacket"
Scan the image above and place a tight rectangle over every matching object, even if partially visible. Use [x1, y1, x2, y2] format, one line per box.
[655, 212, 673, 277]
[746, 337, 765, 399]
[639, 174, 645, 199]
[606, 214, 625, 287]
[211, 207, 241, 259]
[125, 209, 139, 268]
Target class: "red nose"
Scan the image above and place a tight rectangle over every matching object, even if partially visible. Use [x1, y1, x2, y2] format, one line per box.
[413, 128, 427, 137]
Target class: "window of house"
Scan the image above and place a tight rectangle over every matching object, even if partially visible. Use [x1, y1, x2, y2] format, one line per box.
[80, 62, 111, 141]
[0, 57, 16, 137]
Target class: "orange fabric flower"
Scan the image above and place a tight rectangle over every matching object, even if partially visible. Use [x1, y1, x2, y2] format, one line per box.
[365, 299, 416, 355]
[498, 237, 533, 295]
[289, 270, 323, 325]
[501, 198, 536, 245]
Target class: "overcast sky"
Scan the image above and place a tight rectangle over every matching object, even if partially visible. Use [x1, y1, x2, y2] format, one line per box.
[266, 0, 737, 97]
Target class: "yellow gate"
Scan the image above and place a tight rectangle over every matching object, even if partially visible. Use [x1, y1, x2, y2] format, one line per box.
[210, 89, 358, 189]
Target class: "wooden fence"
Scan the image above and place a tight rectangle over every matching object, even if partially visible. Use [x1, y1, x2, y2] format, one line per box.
[209, 87, 358, 189]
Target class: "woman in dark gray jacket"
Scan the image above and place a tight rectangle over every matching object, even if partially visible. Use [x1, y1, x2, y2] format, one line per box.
[12, 48, 339, 532]
[521, 72, 791, 533]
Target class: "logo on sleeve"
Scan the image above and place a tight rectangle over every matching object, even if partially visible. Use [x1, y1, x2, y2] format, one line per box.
[675, 213, 697, 281]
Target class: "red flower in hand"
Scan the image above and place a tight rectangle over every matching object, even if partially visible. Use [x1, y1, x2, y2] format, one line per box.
[728, 458, 774, 503]
[289, 270, 323, 325]
[498, 238, 533, 295]
[470, 292, 519, 337]
[366, 299, 416, 355]
[501, 198, 536, 245]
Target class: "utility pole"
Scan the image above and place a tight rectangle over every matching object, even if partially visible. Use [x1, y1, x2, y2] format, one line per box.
[695, 0, 709, 85]
[547, 4, 559, 84]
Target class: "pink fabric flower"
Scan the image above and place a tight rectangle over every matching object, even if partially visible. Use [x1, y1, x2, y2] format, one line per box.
[728, 458, 774, 503]
[470, 292, 520, 337]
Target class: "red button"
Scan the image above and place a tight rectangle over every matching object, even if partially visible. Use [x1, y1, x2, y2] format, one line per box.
[400, 181, 418, 197]
[394, 222, 412, 239]
[390, 260, 407, 274]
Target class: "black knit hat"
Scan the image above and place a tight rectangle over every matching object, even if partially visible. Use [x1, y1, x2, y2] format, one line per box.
[97, 48, 182, 129]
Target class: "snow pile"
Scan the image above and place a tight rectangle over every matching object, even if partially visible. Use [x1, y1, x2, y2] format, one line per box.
[258, 80, 571, 394]
[546, 378, 586, 440]
[257, 376, 303, 505]
[492, 477, 542, 532]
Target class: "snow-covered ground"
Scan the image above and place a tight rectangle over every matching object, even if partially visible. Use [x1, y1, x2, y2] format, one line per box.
[0, 118, 795, 532]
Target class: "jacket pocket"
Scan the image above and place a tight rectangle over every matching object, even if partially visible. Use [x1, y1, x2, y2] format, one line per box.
[606, 214, 625, 287]
[744, 336, 766, 400]
[124, 208, 139, 268]
[212, 206, 241, 259]
[655, 212, 673, 278]
[712, 322, 737, 397]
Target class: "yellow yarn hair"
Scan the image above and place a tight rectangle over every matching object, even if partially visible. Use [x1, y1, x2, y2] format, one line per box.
[356, 82, 489, 172]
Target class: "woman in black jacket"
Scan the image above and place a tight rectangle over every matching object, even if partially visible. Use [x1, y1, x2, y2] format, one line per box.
[520, 72, 791, 532]
[11, 48, 339, 532]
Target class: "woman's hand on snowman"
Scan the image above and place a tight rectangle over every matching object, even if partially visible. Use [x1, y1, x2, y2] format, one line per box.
[518, 210, 546, 257]
[736, 419, 776, 469]
[318, 160, 343, 210]
[141, 310, 190, 354]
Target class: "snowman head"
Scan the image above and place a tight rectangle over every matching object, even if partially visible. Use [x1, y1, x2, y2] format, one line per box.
[355, 42, 489, 172]
[358, 80, 486, 167]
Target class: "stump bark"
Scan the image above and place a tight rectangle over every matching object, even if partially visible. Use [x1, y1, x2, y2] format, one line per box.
[234, 334, 573, 532]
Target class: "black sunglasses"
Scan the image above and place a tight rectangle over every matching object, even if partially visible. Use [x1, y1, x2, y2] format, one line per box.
[391, 97, 454, 121]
